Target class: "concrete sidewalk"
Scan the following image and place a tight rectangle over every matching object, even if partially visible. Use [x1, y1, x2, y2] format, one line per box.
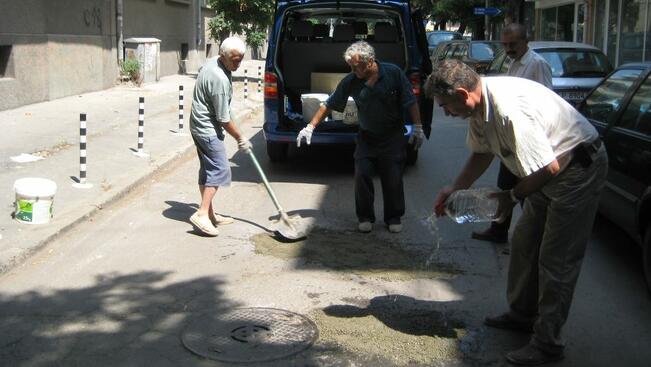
[0, 59, 265, 274]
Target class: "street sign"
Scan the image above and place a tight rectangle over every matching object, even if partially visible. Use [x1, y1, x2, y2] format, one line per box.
[474, 7, 502, 16]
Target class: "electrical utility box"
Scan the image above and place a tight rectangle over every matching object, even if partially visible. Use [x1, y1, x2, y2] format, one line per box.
[124, 38, 161, 83]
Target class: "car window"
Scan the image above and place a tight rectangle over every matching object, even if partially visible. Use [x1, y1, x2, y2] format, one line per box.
[436, 43, 451, 59]
[427, 32, 461, 48]
[486, 49, 508, 75]
[581, 68, 643, 123]
[441, 43, 455, 58]
[471, 42, 500, 60]
[451, 44, 467, 59]
[536, 49, 611, 77]
[618, 74, 651, 134]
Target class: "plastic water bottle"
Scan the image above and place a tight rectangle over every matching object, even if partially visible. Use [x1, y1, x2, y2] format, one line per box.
[444, 188, 499, 224]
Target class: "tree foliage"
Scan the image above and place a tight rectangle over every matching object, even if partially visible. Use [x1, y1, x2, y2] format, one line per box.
[207, 0, 274, 48]
[412, 0, 512, 38]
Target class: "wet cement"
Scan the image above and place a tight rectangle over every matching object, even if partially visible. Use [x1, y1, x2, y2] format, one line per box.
[252, 227, 462, 281]
[309, 294, 467, 366]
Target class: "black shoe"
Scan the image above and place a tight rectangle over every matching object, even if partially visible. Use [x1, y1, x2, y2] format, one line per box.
[472, 227, 508, 243]
[484, 313, 534, 333]
[506, 343, 564, 365]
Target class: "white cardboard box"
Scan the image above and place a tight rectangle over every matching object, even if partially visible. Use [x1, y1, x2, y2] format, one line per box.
[311, 72, 348, 94]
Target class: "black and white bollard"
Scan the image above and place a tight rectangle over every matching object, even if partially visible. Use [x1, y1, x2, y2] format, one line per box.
[257, 65, 262, 94]
[72, 113, 93, 188]
[133, 96, 149, 157]
[176, 85, 187, 135]
[244, 68, 248, 100]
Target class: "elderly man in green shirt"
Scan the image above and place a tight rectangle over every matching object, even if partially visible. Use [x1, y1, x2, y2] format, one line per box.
[297, 41, 425, 233]
[189, 37, 252, 236]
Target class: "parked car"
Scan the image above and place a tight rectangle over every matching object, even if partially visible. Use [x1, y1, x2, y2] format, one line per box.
[577, 63, 651, 293]
[426, 30, 462, 56]
[487, 41, 612, 106]
[262, 0, 433, 164]
[431, 40, 503, 74]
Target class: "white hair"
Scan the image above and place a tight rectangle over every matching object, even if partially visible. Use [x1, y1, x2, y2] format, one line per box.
[219, 37, 246, 56]
[344, 41, 375, 63]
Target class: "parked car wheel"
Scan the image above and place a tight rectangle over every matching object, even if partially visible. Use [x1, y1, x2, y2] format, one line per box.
[406, 146, 418, 166]
[644, 224, 651, 294]
[267, 141, 288, 162]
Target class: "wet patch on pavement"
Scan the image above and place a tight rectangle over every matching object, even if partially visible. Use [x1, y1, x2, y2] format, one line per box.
[310, 294, 467, 366]
[251, 227, 463, 280]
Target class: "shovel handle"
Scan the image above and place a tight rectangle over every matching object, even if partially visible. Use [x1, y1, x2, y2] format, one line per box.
[245, 149, 284, 213]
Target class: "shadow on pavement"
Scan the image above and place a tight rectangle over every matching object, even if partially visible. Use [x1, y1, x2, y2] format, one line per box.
[0, 272, 237, 365]
[323, 294, 465, 338]
[0, 271, 392, 365]
[163, 200, 277, 234]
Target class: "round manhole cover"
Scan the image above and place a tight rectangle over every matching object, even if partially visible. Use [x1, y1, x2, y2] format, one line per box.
[181, 307, 319, 363]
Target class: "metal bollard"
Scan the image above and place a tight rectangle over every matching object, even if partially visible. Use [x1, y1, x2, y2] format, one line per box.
[133, 96, 149, 157]
[178, 85, 184, 134]
[244, 68, 248, 100]
[72, 113, 93, 188]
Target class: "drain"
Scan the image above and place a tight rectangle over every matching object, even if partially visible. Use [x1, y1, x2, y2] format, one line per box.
[181, 307, 319, 362]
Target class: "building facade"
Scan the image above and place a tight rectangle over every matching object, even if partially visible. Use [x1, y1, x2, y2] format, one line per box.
[0, 0, 215, 111]
[535, 0, 651, 67]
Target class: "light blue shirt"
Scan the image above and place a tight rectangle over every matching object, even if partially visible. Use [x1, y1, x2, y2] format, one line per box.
[190, 58, 233, 138]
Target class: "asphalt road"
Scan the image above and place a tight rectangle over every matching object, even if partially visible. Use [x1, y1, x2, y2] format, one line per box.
[0, 106, 650, 366]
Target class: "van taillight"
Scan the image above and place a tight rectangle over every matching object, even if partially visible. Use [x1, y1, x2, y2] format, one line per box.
[264, 72, 278, 99]
[409, 72, 422, 96]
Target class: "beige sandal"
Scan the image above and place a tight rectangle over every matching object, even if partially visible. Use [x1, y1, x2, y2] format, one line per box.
[211, 213, 234, 226]
[190, 212, 219, 236]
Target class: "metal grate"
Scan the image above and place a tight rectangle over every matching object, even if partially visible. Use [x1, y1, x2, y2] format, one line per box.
[181, 307, 319, 362]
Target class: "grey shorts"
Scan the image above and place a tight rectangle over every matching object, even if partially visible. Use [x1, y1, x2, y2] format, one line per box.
[192, 134, 232, 187]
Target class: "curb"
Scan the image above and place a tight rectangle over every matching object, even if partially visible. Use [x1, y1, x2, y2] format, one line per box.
[0, 106, 260, 275]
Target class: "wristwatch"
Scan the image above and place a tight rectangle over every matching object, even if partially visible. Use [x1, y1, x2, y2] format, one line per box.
[509, 189, 521, 204]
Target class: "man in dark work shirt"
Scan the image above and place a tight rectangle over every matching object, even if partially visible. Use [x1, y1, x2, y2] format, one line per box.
[296, 41, 425, 234]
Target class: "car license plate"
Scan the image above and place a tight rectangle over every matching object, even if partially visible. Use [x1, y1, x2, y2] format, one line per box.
[559, 90, 587, 102]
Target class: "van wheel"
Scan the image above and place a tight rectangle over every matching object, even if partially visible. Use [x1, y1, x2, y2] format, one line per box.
[406, 146, 418, 166]
[644, 224, 651, 294]
[267, 141, 288, 162]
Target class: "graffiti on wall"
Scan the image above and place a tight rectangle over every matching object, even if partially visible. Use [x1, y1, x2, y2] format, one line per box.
[83, 5, 102, 31]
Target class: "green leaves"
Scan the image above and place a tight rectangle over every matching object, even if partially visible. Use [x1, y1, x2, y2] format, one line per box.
[207, 0, 274, 47]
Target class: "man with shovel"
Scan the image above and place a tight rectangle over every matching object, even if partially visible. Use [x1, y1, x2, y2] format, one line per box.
[188, 37, 252, 236]
[427, 60, 607, 365]
[296, 41, 425, 234]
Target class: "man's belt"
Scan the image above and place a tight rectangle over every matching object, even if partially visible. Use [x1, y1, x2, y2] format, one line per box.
[571, 138, 602, 168]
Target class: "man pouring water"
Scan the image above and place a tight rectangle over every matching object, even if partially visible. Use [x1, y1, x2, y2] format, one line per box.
[426, 59, 607, 365]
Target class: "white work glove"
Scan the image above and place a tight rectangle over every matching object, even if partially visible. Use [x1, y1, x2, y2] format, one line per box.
[408, 125, 425, 149]
[237, 137, 252, 152]
[296, 124, 314, 147]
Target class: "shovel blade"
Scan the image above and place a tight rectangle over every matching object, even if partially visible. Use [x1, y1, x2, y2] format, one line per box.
[272, 214, 307, 241]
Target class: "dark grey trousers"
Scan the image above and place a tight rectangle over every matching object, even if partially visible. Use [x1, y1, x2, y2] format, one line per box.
[507, 144, 608, 353]
[354, 130, 406, 225]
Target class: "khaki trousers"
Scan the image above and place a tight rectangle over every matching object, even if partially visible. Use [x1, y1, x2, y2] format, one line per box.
[507, 145, 608, 353]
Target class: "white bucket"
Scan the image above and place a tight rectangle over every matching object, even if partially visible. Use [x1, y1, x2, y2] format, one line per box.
[301, 93, 329, 123]
[13, 178, 57, 224]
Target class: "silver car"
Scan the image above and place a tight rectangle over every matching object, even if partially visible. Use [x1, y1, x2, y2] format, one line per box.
[487, 41, 612, 105]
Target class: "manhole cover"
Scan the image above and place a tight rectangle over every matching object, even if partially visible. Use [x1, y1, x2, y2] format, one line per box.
[181, 307, 319, 362]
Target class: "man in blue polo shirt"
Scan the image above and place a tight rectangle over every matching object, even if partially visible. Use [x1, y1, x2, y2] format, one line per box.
[296, 41, 425, 233]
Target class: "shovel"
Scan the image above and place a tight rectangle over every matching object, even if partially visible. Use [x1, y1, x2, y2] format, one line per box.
[244, 148, 307, 241]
